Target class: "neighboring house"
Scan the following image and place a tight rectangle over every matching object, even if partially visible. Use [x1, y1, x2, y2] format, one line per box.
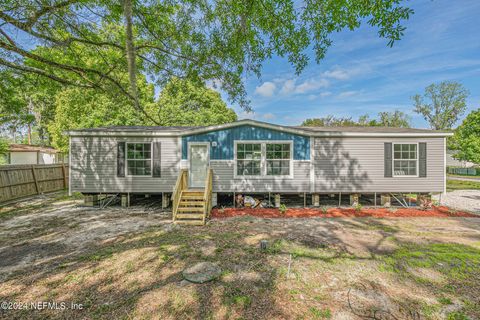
[68, 119, 452, 224]
[446, 150, 476, 168]
[5, 144, 67, 165]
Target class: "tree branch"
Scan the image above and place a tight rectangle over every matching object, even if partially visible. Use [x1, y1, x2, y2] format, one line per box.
[0, 57, 93, 88]
[29, 1, 78, 22]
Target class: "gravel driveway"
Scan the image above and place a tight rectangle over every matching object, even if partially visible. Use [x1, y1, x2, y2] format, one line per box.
[436, 190, 480, 214]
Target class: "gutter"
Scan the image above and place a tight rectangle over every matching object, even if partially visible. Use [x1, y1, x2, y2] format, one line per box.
[66, 131, 453, 138]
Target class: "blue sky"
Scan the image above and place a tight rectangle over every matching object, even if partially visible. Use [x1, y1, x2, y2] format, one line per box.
[235, 0, 480, 128]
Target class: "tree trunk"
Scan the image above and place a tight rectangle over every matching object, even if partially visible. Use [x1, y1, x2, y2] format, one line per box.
[28, 123, 32, 144]
[123, 0, 140, 113]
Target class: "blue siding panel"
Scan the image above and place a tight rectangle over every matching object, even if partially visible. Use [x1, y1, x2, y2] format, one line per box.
[182, 125, 310, 160]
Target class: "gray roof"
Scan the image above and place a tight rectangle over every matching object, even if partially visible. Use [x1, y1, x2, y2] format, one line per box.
[293, 126, 450, 134]
[77, 124, 448, 134]
[68, 119, 452, 136]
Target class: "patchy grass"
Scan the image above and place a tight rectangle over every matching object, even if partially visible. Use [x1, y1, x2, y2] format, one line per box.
[382, 243, 480, 278]
[1, 196, 480, 319]
[0, 191, 82, 220]
[309, 306, 332, 319]
[447, 179, 480, 191]
[381, 242, 480, 318]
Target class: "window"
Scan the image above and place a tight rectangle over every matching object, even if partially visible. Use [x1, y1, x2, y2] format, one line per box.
[235, 142, 292, 177]
[266, 143, 290, 175]
[236, 143, 261, 175]
[393, 143, 417, 176]
[126, 143, 152, 176]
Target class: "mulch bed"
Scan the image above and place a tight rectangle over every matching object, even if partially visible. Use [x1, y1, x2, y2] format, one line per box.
[211, 206, 478, 219]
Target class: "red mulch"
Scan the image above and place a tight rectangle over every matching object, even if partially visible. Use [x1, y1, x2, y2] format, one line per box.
[211, 206, 478, 219]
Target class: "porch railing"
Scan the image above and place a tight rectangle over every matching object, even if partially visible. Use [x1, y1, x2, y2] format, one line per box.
[172, 169, 188, 221]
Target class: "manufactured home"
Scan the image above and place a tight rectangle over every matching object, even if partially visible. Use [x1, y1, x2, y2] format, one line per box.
[68, 119, 451, 224]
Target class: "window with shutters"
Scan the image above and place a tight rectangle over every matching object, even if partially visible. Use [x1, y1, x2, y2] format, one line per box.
[393, 143, 418, 177]
[126, 143, 152, 176]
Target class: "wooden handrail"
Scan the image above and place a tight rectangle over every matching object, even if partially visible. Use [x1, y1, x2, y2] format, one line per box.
[203, 168, 213, 223]
[172, 169, 188, 221]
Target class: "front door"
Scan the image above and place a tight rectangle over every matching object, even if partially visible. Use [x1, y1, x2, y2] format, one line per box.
[189, 144, 209, 188]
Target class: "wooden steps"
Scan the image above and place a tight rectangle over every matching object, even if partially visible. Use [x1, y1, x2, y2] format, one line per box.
[172, 169, 213, 226]
[174, 190, 207, 225]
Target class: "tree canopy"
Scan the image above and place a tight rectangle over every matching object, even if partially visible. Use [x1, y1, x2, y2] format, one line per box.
[50, 77, 238, 152]
[301, 110, 411, 128]
[301, 116, 358, 127]
[413, 81, 469, 130]
[451, 109, 480, 164]
[0, 0, 413, 121]
[0, 137, 8, 164]
[49, 84, 153, 152]
[146, 78, 237, 126]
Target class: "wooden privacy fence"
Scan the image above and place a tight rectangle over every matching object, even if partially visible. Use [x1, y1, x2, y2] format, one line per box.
[0, 164, 68, 203]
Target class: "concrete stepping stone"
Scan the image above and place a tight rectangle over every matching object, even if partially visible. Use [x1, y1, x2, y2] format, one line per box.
[182, 262, 221, 283]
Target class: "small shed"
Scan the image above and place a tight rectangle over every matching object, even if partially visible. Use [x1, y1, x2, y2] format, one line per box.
[5, 144, 67, 165]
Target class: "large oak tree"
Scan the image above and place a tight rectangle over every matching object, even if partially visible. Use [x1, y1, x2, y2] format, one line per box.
[0, 0, 414, 123]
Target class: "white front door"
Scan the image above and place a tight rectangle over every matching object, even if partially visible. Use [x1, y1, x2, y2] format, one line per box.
[189, 144, 209, 188]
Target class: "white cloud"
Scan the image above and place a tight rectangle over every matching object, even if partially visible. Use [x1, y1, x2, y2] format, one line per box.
[323, 68, 350, 80]
[238, 110, 255, 120]
[262, 113, 276, 120]
[255, 82, 276, 97]
[320, 91, 332, 97]
[295, 78, 330, 94]
[338, 90, 358, 98]
[280, 79, 296, 94]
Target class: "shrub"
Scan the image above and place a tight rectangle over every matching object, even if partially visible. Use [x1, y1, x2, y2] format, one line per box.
[354, 203, 363, 212]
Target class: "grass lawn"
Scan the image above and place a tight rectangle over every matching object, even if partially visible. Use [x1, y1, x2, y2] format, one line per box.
[447, 179, 480, 191]
[1, 197, 479, 319]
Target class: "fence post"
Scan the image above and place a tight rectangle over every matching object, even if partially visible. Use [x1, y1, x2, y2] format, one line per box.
[31, 165, 40, 194]
[61, 164, 67, 189]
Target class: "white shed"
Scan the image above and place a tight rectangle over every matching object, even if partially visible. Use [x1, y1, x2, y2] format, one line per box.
[6, 144, 67, 165]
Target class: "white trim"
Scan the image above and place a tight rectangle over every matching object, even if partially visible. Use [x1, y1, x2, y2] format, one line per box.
[309, 137, 315, 193]
[187, 142, 210, 187]
[443, 137, 447, 194]
[392, 142, 419, 178]
[125, 142, 154, 177]
[176, 136, 182, 172]
[233, 140, 294, 179]
[184, 119, 313, 137]
[67, 119, 454, 138]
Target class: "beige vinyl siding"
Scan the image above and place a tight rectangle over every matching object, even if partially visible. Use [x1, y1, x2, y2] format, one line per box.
[313, 137, 445, 193]
[209, 160, 311, 193]
[70, 136, 180, 193]
[70, 134, 446, 195]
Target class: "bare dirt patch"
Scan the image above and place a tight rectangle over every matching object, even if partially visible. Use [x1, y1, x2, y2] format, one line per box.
[1, 195, 480, 319]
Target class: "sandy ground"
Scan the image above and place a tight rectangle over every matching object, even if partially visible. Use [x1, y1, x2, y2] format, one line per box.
[435, 189, 480, 213]
[0, 195, 170, 281]
[1, 195, 480, 319]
